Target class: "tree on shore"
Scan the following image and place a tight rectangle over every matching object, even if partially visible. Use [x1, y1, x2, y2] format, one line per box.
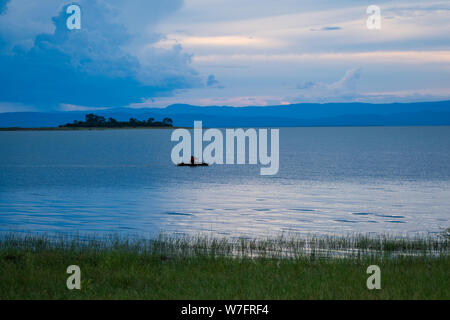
[163, 117, 173, 126]
[60, 114, 173, 128]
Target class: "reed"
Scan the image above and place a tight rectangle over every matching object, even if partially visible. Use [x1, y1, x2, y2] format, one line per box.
[0, 232, 448, 299]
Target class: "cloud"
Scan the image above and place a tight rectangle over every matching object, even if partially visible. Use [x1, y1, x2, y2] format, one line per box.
[0, 101, 36, 113]
[0, 0, 9, 14]
[294, 68, 362, 103]
[206, 74, 218, 87]
[206, 74, 224, 88]
[296, 81, 315, 90]
[128, 95, 290, 108]
[321, 26, 341, 31]
[59, 104, 110, 112]
[0, 0, 201, 110]
[356, 89, 450, 104]
[165, 35, 279, 48]
[292, 68, 450, 104]
[193, 51, 450, 64]
[310, 26, 342, 31]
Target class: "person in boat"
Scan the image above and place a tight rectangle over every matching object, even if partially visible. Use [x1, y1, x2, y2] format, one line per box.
[190, 155, 195, 165]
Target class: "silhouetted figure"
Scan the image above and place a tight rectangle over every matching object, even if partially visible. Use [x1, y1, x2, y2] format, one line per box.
[191, 156, 195, 165]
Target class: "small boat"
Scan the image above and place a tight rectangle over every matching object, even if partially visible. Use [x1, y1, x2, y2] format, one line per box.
[177, 162, 209, 167]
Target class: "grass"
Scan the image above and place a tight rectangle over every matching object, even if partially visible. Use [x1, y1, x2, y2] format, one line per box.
[0, 233, 448, 300]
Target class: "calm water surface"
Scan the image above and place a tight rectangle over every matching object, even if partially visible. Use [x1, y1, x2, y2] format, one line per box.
[0, 127, 449, 238]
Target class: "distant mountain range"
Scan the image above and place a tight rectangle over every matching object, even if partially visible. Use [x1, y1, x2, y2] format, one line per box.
[1, 101, 450, 128]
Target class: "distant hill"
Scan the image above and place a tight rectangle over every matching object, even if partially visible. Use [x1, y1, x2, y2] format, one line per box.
[1, 101, 450, 128]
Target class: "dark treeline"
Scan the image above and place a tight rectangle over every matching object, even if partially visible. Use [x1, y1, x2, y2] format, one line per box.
[60, 114, 173, 128]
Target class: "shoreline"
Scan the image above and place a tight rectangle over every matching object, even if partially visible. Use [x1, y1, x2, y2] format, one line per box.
[1, 125, 450, 131]
[1, 233, 448, 299]
[0, 126, 179, 131]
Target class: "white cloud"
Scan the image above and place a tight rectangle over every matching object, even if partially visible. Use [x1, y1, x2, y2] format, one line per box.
[0, 102, 36, 113]
[192, 51, 450, 64]
[0, 0, 202, 108]
[293, 68, 362, 103]
[128, 95, 290, 108]
[155, 35, 281, 49]
[59, 104, 111, 112]
[2, 0, 450, 108]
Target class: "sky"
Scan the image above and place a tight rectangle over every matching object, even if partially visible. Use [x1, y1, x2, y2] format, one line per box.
[0, 0, 449, 112]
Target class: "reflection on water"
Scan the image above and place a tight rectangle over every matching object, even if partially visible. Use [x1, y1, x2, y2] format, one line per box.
[0, 127, 449, 237]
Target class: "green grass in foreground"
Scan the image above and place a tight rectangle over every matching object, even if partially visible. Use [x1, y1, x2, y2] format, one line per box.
[0, 233, 448, 300]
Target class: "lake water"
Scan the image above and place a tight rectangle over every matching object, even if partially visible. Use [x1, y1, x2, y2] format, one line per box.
[0, 127, 449, 238]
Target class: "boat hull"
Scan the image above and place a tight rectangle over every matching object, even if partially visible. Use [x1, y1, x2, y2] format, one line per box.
[177, 163, 209, 167]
